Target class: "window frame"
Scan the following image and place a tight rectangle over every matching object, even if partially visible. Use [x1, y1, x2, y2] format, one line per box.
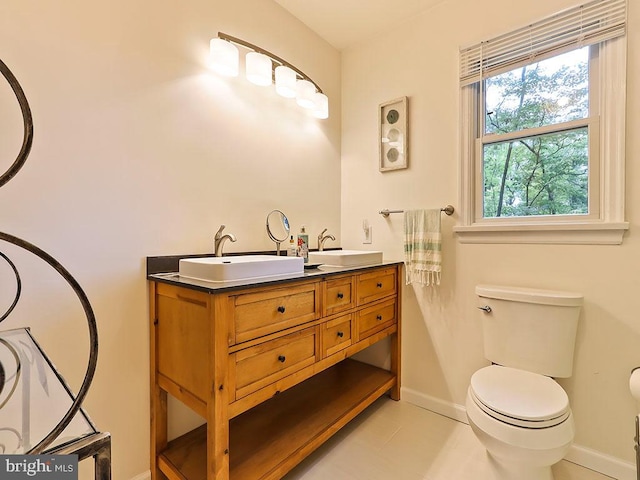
[476, 46, 599, 224]
[455, 10, 628, 245]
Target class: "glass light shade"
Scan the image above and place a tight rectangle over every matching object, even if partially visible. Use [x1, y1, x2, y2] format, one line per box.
[246, 52, 272, 86]
[312, 92, 329, 119]
[275, 66, 297, 98]
[296, 79, 316, 109]
[210, 38, 239, 77]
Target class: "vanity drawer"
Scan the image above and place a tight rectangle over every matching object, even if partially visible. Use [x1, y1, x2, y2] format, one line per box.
[323, 276, 355, 316]
[232, 282, 320, 344]
[356, 298, 396, 341]
[356, 267, 397, 306]
[322, 314, 352, 357]
[232, 327, 318, 400]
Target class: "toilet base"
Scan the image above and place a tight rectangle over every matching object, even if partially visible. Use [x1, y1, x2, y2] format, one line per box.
[486, 452, 555, 480]
[466, 386, 574, 480]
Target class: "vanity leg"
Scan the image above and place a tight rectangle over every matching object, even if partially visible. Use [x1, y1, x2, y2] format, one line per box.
[151, 388, 168, 480]
[390, 332, 401, 400]
[208, 296, 231, 479]
[150, 282, 169, 480]
[390, 271, 402, 400]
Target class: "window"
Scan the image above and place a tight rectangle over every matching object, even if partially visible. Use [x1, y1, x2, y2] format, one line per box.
[482, 48, 593, 219]
[455, 0, 628, 244]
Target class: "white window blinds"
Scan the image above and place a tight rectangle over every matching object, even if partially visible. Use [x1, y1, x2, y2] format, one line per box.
[459, 0, 626, 86]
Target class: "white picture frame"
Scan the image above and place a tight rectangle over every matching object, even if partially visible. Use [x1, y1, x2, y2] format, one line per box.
[379, 96, 408, 172]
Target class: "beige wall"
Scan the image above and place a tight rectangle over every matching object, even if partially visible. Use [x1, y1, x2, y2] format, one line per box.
[0, 1, 341, 479]
[3, 0, 639, 477]
[341, 0, 640, 473]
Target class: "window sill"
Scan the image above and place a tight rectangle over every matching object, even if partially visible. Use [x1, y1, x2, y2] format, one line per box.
[453, 221, 629, 245]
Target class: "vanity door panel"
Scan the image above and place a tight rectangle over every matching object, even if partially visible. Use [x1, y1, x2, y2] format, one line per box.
[232, 327, 318, 400]
[356, 298, 396, 341]
[356, 268, 397, 306]
[232, 282, 320, 344]
[323, 276, 355, 317]
[321, 314, 352, 357]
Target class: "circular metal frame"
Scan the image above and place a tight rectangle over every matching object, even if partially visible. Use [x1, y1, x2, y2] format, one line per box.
[265, 209, 290, 243]
[0, 251, 22, 323]
[0, 338, 21, 410]
[0, 59, 33, 189]
[0, 59, 98, 454]
[0, 234, 98, 454]
[265, 209, 291, 257]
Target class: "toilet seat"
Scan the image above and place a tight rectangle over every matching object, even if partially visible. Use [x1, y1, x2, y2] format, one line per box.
[470, 365, 570, 429]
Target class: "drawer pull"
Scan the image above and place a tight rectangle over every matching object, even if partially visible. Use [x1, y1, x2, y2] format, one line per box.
[337, 331, 344, 338]
[278, 355, 286, 363]
[277, 306, 286, 313]
[376, 315, 383, 321]
[337, 292, 344, 299]
[376, 282, 383, 288]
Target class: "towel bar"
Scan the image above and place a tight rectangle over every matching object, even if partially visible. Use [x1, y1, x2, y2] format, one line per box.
[379, 205, 455, 218]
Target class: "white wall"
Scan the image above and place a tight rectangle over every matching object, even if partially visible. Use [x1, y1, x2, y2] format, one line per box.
[0, 1, 341, 478]
[341, 0, 640, 474]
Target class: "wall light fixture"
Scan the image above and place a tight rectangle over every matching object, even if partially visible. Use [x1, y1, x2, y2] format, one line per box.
[209, 32, 329, 119]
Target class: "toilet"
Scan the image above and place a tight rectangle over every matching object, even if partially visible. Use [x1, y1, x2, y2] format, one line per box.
[466, 284, 583, 480]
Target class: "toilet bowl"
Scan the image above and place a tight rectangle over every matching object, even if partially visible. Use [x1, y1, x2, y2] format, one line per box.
[468, 285, 582, 480]
[466, 365, 574, 480]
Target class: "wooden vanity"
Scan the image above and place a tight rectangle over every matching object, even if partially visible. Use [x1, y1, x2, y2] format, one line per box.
[148, 262, 402, 480]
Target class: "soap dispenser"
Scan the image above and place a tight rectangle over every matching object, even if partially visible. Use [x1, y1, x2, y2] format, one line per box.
[287, 235, 297, 256]
[297, 226, 309, 263]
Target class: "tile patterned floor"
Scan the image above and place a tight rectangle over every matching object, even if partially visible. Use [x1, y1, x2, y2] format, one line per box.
[283, 397, 614, 480]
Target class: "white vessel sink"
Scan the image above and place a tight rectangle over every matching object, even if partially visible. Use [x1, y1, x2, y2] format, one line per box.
[179, 255, 304, 282]
[308, 250, 383, 267]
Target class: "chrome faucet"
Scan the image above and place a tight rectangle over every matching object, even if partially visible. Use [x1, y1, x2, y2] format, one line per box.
[214, 224, 237, 257]
[317, 228, 336, 251]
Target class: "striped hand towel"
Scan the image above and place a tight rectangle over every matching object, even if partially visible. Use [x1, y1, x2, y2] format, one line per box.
[404, 209, 442, 286]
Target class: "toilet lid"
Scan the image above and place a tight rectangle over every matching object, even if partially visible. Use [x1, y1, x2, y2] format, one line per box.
[470, 365, 570, 428]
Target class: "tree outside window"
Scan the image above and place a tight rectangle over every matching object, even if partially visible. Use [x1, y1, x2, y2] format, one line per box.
[481, 47, 590, 219]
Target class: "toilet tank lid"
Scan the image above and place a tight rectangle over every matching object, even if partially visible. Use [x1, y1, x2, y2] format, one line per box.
[476, 284, 583, 307]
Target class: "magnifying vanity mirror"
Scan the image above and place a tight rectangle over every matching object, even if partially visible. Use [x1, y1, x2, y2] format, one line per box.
[266, 210, 290, 256]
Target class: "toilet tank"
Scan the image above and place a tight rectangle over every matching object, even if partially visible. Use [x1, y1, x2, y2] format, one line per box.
[476, 285, 583, 378]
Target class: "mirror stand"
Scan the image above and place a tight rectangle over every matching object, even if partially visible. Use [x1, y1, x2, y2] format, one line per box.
[266, 210, 290, 256]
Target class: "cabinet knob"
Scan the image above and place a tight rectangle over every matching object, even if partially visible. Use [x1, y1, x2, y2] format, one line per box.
[376, 282, 383, 288]
[337, 292, 344, 299]
[277, 306, 286, 313]
[337, 331, 344, 338]
[376, 315, 383, 321]
[278, 355, 286, 363]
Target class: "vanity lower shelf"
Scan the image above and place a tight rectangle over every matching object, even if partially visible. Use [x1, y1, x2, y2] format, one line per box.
[159, 359, 396, 480]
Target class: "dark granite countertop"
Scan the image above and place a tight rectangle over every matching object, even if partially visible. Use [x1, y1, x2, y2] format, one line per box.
[147, 252, 402, 294]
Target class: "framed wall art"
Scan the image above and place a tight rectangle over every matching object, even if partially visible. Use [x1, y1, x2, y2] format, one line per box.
[379, 96, 408, 172]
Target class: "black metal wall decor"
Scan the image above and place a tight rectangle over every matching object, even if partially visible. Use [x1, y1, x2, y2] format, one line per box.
[0, 58, 110, 477]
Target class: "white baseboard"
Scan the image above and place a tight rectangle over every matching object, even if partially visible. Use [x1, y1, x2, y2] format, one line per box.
[130, 471, 151, 480]
[401, 386, 637, 480]
[565, 444, 636, 480]
[401, 386, 469, 424]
